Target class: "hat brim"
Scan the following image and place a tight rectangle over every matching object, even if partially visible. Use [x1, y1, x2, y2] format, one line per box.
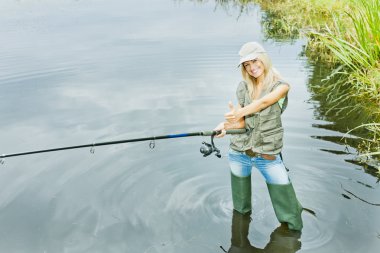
[237, 52, 264, 67]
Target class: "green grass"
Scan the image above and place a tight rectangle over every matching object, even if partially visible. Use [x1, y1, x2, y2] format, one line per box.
[253, 0, 351, 39]
[311, 0, 380, 102]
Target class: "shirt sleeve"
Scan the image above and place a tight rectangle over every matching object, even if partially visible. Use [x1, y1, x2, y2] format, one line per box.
[271, 80, 290, 90]
[272, 80, 290, 112]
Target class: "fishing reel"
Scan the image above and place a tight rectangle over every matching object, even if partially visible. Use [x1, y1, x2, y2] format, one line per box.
[200, 132, 221, 158]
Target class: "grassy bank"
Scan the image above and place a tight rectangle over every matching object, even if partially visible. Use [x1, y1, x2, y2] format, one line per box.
[255, 0, 351, 42]
[310, 0, 380, 104]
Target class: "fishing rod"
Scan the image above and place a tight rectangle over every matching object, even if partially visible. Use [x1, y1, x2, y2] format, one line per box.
[0, 129, 246, 163]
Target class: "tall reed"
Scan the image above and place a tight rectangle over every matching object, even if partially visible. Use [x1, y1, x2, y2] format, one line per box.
[310, 0, 380, 104]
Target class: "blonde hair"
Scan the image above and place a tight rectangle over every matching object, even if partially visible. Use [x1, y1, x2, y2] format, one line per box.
[240, 53, 283, 100]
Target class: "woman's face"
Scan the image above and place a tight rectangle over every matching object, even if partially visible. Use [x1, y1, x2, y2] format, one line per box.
[243, 59, 264, 78]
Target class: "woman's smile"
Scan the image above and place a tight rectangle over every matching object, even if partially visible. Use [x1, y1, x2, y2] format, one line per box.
[243, 60, 264, 78]
[251, 66, 261, 76]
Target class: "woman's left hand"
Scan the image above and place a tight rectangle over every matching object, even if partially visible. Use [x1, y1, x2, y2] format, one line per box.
[214, 122, 226, 138]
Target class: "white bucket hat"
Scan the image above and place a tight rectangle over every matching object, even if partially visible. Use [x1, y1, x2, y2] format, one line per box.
[238, 42, 266, 66]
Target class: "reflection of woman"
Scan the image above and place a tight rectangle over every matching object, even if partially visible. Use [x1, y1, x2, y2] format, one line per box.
[215, 42, 303, 230]
[227, 210, 301, 253]
[228, 211, 263, 253]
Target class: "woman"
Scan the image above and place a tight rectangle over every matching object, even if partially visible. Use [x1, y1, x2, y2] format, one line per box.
[215, 42, 303, 231]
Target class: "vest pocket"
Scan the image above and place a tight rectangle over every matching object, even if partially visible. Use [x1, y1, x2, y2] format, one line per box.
[230, 131, 251, 151]
[260, 114, 282, 132]
[261, 128, 284, 152]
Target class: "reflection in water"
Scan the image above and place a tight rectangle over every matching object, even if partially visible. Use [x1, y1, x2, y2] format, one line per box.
[189, 0, 299, 42]
[226, 210, 301, 253]
[187, 0, 256, 16]
[307, 61, 379, 131]
[259, 9, 299, 42]
[306, 61, 380, 177]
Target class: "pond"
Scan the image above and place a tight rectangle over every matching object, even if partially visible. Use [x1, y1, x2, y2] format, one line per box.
[0, 0, 379, 252]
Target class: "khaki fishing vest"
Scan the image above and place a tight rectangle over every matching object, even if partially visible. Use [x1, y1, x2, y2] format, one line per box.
[230, 80, 288, 155]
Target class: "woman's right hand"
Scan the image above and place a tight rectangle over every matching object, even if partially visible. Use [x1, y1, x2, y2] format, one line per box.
[214, 122, 226, 138]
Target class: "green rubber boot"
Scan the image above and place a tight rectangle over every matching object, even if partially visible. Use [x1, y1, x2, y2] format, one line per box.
[267, 183, 303, 231]
[231, 173, 252, 214]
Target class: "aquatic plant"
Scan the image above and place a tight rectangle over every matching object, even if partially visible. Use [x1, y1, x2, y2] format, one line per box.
[311, 0, 380, 104]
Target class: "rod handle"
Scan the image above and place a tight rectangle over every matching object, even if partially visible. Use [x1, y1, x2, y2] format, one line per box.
[202, 128, 247, 136]
[226, 129, 247, 135]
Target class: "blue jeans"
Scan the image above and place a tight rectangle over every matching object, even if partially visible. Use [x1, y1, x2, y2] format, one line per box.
[228, 149, 290, 185]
